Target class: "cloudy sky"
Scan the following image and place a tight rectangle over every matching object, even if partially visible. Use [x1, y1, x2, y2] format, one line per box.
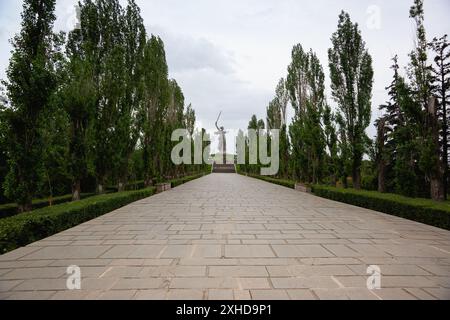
[1, 0, 449, 152]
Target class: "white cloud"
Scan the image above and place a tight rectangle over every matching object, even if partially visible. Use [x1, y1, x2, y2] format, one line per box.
[149, 26, 236, 75]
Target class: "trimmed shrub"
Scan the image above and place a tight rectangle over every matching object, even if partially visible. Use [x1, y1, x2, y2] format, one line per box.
[239, 173, 296, 189]
[312, 185, 450, 230]
[0, 193, 95, 219]
[0, 188, 156, 254]
[238, 172, 450, 231]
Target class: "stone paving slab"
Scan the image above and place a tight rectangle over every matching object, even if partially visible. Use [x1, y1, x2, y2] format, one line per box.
[1, 173, 450, 300]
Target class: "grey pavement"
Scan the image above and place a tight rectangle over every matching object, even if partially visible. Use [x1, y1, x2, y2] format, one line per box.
[1, 173, 450, 300]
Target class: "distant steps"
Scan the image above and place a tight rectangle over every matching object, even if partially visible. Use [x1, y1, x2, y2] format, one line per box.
[212, 163, 236, 173]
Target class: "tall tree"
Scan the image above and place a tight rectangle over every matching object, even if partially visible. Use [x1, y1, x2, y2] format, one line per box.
[273, 78, 290, 178]
[184, 103, 196, 137]
[377, 55, 423, 197]
[323, 104, 339, 186]
[141, 35, 169, 186]
[62, 27, 97, 200]
[266, 98, 282, 131]
[113, 0, 147, 191]
[375, 117, 387, 193]
[408, 0, 443, 200]
[165, 79, 185, 178]
[328, 11, 374, 189]
[287, 44, 326, 183]
[429, 35, 450, 199]
[275, 78, 289, 127]
[2, 0, 58, 212]
[93, 0, 125, 193]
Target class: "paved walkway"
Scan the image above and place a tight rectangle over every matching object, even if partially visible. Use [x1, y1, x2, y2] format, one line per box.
[1, 173, 450, 300]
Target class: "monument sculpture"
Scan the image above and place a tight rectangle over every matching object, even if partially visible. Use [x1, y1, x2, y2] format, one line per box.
[215, 112, 227, 164]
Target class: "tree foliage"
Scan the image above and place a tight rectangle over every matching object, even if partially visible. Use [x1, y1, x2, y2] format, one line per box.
[328, 11, 374, 189]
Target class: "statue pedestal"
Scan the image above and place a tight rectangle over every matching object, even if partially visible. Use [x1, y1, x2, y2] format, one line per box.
[215, 153, 228, 165]
[212, 163, 236, 173]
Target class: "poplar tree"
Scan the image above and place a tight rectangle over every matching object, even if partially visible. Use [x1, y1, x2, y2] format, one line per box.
[328, 11, 374, 189]
[114, 0, 146, 191]
[429, 35, 450, 198]
[287, 44, 325, 183]
[141, 35, 169, 186]
[2, 0, 58, 212]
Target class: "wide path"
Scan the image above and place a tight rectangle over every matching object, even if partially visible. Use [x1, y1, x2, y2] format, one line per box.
[1, 174, 450, 300]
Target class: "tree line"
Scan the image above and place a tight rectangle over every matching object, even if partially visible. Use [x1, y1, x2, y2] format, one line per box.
[241, 0, 449, 202]
[0, 0, 201, 212]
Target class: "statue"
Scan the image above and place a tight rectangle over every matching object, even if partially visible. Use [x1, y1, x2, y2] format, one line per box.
[215, 112, 227, 164]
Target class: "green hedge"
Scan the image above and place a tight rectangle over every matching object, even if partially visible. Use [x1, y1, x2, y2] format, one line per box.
[0, 193, 95, 219]
[239, 173, 296, 189]
[0, 188, 156, 254]
[238, 172, 450, 230]
[312, 185, 450, 230]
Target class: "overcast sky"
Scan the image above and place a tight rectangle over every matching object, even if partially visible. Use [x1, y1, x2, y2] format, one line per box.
[1, 0, 449, 152]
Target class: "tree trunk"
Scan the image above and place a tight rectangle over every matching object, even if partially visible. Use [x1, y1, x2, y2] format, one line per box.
[430, 178, 445, 202]
[342, 176, 348, 189]
[377, 118, 387, 193]
[442, 99, 448, 200]
[427, 97, 446, 201]
[144, 176, 153, 187]
[72, 180, 81, 201]
[378, 163, 386, 193]
[331, 174, 337, 187]
[97, 177, 105, 194]
[46, 171, 53, 206]
[18, 195, 33, 213]
[352, 167, 361, 190]
[118, 181, 125, 192]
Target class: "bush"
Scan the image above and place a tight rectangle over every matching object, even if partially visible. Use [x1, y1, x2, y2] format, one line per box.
[241, 173, 296, 189]
[0, 188, 156, 254]
[0, 193, 95, 219]
[312, 185, 450, 230]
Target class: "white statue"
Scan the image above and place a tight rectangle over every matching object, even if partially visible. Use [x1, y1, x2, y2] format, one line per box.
[215, 112, 227, 164]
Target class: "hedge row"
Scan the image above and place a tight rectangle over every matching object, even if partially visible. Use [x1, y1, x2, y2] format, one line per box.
[0, 193, 95, 219]
[107, 170, 211, 192]
[0, 171, 211, 254]
[0, 188, 156, 254]
[239, 173, 296, 189]
[239, 172, 450, 231]
[2, 171, 211, 218]
[312, 185, 450, 231]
